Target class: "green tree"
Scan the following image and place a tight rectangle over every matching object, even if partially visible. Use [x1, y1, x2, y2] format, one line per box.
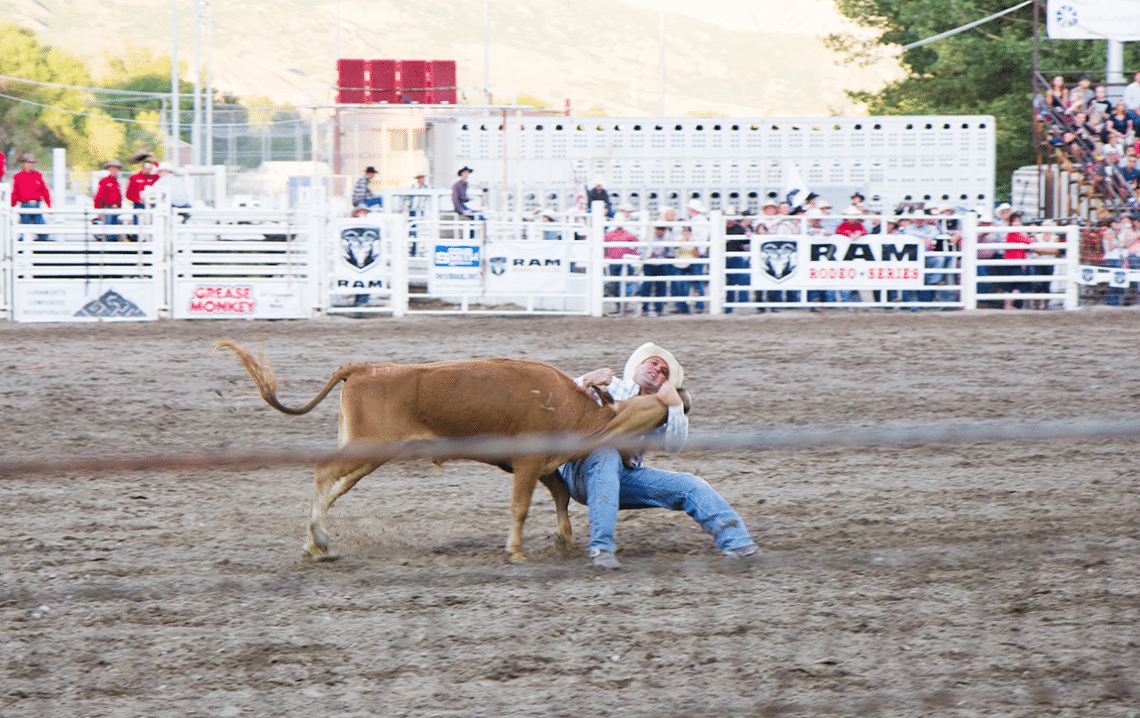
[827, 1, 1140, 200]
[0, 22, 124, 169]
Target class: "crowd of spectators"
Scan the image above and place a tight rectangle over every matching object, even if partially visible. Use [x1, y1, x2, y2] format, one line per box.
[1036, 72, 1140, 205]
[593, 193, 989, 315]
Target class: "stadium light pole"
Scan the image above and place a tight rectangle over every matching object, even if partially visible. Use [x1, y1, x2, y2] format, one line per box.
[483, 0, 490, 108]
[192, 0, 202, 167]
[206, 0, 213, 166]
[171, 0, 179, 168]
[657, 8, 665, 117]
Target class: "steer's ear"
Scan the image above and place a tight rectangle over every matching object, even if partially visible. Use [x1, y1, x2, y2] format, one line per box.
[678, 388, 692, 415]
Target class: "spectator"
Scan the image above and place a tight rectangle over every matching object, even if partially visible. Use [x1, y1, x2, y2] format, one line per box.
[818, 199, 841, 234]
[94, 159, 124, 240]
[1050, 75, 1070, 109]
[353, 166, 382, 210]
[1002, 213, 1034, 309]
[1031, 222, 1061, 309]
[586, 177, 613, 217]
[1121, 153, 1140, 190]
[1102, 216, 1128, 306]
[842, 191, 867, 216]
[639, 208, 677, 317]
[0, 149, 5, 182]
[1124, 70, 1140, 114]
[152, 162, 191, 221]
[673, 225, 700, 313]
[681, 199, 710, 312]
[603, 203, 641, 308]
[451, 166, 479, 224]
[974, 208, 1002, 307]
[1090, 84, 1111, 117]
[125, 157, 159, 237]
[1071, 74, 1095, 110]
[724, 205, 750, 313]
[10, 153, 51, 240]
[1108, 101, 1135, 145]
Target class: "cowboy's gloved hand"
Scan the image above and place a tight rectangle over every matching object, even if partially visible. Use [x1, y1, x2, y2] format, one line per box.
[580, 368, 614, 388]
[656, 381, 682, 408]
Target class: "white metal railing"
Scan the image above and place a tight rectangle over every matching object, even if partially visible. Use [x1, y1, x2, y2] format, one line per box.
[0, 199, 1088, 321]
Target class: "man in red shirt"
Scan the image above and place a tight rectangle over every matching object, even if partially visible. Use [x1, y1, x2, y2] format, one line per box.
[125, 156, 159, 240]
[94, 159, 123, 239]
[10, 153, 51, 240]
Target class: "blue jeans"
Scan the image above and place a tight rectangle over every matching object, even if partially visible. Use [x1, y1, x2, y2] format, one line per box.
[675, 264, 706, 313]
[640, 263, 674, 314]
[558, 447, 756, 554]
[19, 201, 47, 240]
[359, 196, 383, 209]
[725, 256, 750, 311]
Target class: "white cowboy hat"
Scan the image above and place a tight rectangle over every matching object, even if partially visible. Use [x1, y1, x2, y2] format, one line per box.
[623, 342, 684, 389]
[686, 199, 706, 213]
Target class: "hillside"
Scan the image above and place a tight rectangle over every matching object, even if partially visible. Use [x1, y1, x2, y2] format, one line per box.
[1, 0, 901, 117]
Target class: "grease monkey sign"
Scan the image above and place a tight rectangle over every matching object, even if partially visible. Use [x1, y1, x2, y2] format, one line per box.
[752, 235, 925, 290]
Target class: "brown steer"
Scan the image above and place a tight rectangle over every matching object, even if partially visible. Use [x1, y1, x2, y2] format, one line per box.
[216, 341, 673, 562]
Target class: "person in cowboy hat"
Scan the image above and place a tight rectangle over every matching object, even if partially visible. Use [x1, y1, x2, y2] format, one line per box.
[10, 153, 51, 240]
[452, 166, 477, 218]
[352, 166, 382, 211]
[558, 343, 760, 569]
[94, 159, 124, 238]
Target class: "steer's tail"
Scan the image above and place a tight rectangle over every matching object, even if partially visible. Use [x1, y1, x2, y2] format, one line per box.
[215, 339, 349, 416]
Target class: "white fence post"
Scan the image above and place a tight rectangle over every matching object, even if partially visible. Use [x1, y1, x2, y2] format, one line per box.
[391, 214, 409, 318]
[1064, 225, 1080, 310]
[960, 212, 978, 310]
[707, 209, 724, 315]
[588, 202, 605, 317]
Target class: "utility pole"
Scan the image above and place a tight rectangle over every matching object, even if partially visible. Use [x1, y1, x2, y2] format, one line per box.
[171, 0, 179, 168]
[192, 0, 202, 166]
[657, 9, 665, 117]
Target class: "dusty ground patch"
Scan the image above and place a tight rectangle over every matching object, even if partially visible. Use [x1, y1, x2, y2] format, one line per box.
[2, 310, 1139, 717]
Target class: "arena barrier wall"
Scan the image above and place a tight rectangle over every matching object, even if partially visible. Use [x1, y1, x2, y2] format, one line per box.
[0, 202, 1081, 322]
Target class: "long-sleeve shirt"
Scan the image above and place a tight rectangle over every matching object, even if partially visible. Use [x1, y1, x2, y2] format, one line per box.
[573, 376, 687, 467]
[10, 169, 51, 207]
[94, 173, 122, 208]
[152, 174, 190, 207]
[125, 172, 159, 204]
[451, 178, 469, 212]
[352, 175, 374, 206]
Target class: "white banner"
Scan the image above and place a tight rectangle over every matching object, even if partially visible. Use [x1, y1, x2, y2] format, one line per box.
[173, 281, 308, 319]
[484, 240, 575, 295]
[15, 282, 158, 322]
[430, 242, 483, 295]
[752, 235, 925, 290]
[1047, 0, 1140, 40]
[327, 216, 401, 294]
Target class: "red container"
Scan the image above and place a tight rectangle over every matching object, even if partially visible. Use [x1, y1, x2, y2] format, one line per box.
[366, 59, 398, 103]
[428, 60, 457, 104]
[336, 59, 366, 104]
[398, 60, 428, 104]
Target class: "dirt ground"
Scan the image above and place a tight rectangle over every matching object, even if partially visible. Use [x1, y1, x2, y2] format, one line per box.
[2, 309, 1139, 717]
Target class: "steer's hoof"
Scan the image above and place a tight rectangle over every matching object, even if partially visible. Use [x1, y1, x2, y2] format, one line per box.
[507, 551, 528, 564]
[555, 535, 582, 558]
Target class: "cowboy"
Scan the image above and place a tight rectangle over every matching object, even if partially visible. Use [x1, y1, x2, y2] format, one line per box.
[125, 155, 160, 238]
[452, 166, 475, 218]
[353, 166, 382, 210]
[559, 343, 760, 569]
[10, 153, 51, 240]
[94, 159, 124, 239]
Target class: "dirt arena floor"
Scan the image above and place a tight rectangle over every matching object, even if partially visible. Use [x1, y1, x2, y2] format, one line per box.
[2, 310, 1140, 717]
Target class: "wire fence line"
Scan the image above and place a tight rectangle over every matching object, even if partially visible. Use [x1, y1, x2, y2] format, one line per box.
[3, 414, 1140, 479]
